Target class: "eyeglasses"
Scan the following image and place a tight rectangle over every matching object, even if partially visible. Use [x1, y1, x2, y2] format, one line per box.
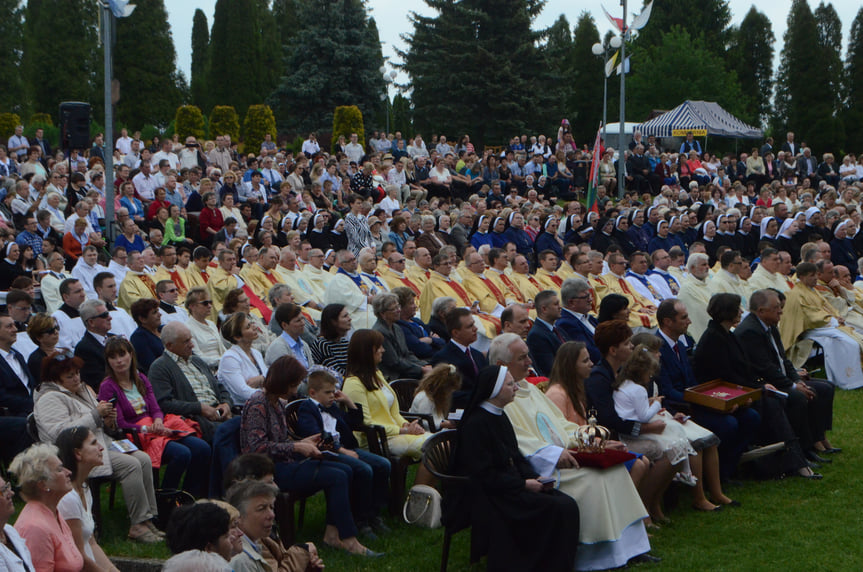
[45, 326, 59, 335]
[55, 351, 75, 361]
[199, 300, 213, 306]
[94, 311, 111, 319]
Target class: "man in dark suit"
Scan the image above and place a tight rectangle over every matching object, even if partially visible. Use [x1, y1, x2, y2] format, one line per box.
[0, 313, 36, 464]
[557, 278, 600, 364]
[735, 289, 837, 464]
[526, 290, 568, 377]
[655, 299, 760, 481]
[796, 148, 819, 184]
[73, 299, 116, 392]
[213, 217, 239, 246]
[149, 321, 234, 442]
[759, 137, 774, 159]
[780, 131, 797, 156]
[431, 307, 487, 408]
[30, 127, 52, 167]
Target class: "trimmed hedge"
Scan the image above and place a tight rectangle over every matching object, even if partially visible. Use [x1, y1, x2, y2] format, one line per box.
[210, 105, 240, 141]
[332, 106, 364, 154]
[175, 105, 206, 141]
[243, 104, 277, 155]
[0, 113, 22, 141]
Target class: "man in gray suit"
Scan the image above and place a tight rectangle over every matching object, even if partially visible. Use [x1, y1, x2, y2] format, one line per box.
[149, 321, 234, 442]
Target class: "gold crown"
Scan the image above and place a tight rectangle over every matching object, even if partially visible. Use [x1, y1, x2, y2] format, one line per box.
[574, 408, 610, 453]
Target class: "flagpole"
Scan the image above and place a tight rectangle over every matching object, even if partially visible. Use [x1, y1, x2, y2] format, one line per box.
[617, 0, 627, 199]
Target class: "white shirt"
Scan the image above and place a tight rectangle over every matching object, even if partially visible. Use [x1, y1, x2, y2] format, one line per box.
[614, 379, 662, 423]
[344, 142, 365, 164]
[71, 259, 108, 299]
[151, 150, 179, 170]
[116, 136, 134, 155]
[310, 397, 338, 435]
[160, 303, 190, 325]
[0, 347, 28, 390]
[108, 260, 129, 284]
[218, 344, 268, 404]
[53, 308, 86, 351]
[188, 317, 226, 369]
[178, 147, 200, 170]
[302, 139, 321, 156]
[108, 306, 138, 338]
[647, 269, 677, 300]
[132, 172, 159, 201]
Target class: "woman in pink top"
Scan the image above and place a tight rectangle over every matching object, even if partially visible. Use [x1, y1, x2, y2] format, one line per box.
[10, 443, 84, 572]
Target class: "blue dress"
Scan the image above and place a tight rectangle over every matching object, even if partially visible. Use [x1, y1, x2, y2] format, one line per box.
[490, 231, 509, 248]
[534, 232, 562, 259]
[504, 226, 534, 259]
[471, 231, 494, 250]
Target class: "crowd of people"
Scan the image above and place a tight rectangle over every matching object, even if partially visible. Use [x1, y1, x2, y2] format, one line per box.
[0, 122, 854, 570]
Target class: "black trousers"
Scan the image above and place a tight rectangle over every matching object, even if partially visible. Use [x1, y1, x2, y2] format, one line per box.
[786, 380, 834, 450]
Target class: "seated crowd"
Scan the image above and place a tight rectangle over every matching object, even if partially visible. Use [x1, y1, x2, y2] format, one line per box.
[0, 125, 855, 570]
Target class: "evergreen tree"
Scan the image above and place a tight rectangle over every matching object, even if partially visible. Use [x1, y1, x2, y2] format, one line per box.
[627, 28, 745, 121]
[845, 8, 863, 150]
[114, 0, 183, 129]
[632, 0, 732, 61]
[0, 0, 25, 115]
[365, 17, 388, 131]
[813, 2, 845, 149]
[256, 0, 280, 102]
[774, 0, 839, 153]
[391, 93, 413, 136]
[728, 8, 774, 127]
[268, 0, 386, 134]
[22, 0, 100, 121]
[542, 15, 572, 137]
[272, 0, 297, 45]
[190, 9, 209, 109]
[402, 0, 550, 147]
[568, 12, 604, 146]
[207, 0, 262, 116]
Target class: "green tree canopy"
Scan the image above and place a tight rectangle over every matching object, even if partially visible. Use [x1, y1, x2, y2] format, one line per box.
[243, 104, 277, 153]
[627, 27, 745, 122]
[268, 0, 386, 134]
[632, 0, 732, 62]
[114, 0, 184, 129]
[0, 0, 25, 115]
[402, 0, 550, 147]
[22, 0, 100, 122]
[209, 106, 241, 141]
[728, 7, 774, 127]
[845, 8, 863, 150]
[568, 13, 605, 145]
[175, 105, 206, 141]
[190, 9, 209, 109]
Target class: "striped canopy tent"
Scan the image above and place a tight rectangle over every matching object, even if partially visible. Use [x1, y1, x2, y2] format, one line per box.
[635, 100, 763, 139]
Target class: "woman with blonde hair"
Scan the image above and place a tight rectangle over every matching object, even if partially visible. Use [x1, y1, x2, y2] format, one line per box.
[409, 363, 462, 431]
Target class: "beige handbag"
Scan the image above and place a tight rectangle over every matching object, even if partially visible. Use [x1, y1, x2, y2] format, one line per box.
[402, 484, 442, 528]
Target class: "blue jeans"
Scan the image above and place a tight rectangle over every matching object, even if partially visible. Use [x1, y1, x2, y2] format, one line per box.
[336, 449, 391, 522]
[275, 458, 358, 538]
[161, 436, 212, 498]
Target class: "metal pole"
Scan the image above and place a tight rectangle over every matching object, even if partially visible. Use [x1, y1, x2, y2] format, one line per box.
[102, 2, 116, 242]
[617, 0, 627, 198]
[602, 47, 608, 143]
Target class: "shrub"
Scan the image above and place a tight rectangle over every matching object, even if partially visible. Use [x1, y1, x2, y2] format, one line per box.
[0, 113, 22, 141]
[24, 121, 60, 148]
[209, 106, 240, 141]
[30, 112, 53, 125]
[242, 104, 276, 155]
[332, 106, 364, 154]
[140, 125, 162, 147]
[174, 105, 206, 141]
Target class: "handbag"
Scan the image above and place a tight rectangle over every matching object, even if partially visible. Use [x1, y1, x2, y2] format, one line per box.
[402, 484, 442, 529]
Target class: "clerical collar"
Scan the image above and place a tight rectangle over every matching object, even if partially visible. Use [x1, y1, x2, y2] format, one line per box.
[489, 267, 506, 275]
[627, 270, 648, 278]
[387, 267, 406, 278]
[720, 269, 738, 281]
[160, 301, 177, 314]
[59, 304, 80, 318]
[608, 271, 624, 279]
[479, 401, 503, 415]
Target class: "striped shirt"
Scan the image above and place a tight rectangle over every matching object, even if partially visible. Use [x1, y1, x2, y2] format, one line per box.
[310, 337, 349, 376]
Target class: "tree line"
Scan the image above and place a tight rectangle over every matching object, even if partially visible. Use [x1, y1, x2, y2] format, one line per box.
[2, 0, 863, 154]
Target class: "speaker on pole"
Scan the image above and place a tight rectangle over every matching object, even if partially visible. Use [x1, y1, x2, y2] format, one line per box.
[59, 102, 91, 151]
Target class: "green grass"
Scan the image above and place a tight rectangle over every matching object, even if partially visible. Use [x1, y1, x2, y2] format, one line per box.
[93, 388, 863, 570]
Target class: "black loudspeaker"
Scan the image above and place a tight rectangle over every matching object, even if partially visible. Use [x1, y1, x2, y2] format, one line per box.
[59, 102, 91, 150]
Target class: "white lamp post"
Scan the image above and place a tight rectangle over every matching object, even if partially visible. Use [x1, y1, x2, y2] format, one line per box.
[591, 35, 621, 144]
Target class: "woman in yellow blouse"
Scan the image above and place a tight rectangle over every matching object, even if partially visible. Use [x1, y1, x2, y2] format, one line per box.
[342, 329, 434, 485]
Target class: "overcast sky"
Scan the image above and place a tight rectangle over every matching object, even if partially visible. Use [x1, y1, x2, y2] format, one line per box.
[166, 0, 859, 93]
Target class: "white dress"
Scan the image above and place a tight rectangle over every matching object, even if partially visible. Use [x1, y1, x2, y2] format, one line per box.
[614, 379, 695, 464]
[409, 390, 447, 431]
[187, 317, 227, 369]
[58, 486, 96, 561]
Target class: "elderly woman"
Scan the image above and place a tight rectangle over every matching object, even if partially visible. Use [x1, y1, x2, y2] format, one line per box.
[227, 479, 325, 572]
[33, 352, 161, 543]
[241, 355, 378, 556]
[199, 191, 225, 244]
[119, 181, 145, 223]
[371, 293, 430, 380]
[185, 286, 227, 369]
[342, 330, 433, 476]
[221, 288, 276, 354]
[62, 218, 91, 261]
[0, 472, 36, 570]
[310, 304, 352, 376]
[56, 427, 120, 572]
[10, 444, 83, 571]
[218, 312, 268, 405]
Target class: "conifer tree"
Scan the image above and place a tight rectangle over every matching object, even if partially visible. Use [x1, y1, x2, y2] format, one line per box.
[728, 8, 774, 127]
[844, 8, 863, 150]
[114, 0, 184, 128]
[190, 9, 209, 109]
[568, 13, 604, 145]
[207, 0, 262, 116]
[0, 0, 25, 114]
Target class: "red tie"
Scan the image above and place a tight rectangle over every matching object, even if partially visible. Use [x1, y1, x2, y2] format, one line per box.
[466, 348, 477, 376]
[673, 342, 681, 361]
[553, 326, 566, 344]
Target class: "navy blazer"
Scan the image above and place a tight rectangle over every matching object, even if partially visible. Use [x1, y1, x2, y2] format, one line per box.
[0, 348, 35, 416]
[526, 320, 568, 377]
[655, 333, 696, 403]
[396, 318, 444, 360]
[555, 310, 600, 364]
[585, 359, 638, 438]
[295, 399, 361, 449]
[431, 341, 487, 408]
[74, 331, 109, 392]
[131, 327, 165, 374]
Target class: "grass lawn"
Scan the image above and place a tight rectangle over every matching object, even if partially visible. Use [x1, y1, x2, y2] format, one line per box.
[91, 387, 863, 570]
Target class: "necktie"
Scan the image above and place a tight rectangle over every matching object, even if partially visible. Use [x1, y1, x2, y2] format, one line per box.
[553, 327, 566, 344]
[673, 342, 681, 361]
[465, 348, 477, 376]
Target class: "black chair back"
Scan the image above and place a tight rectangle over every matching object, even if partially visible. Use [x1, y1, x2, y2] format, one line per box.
[284, 398, 307, 438]
[421, 430, 465, 482]
[390, 379, 420, 411]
